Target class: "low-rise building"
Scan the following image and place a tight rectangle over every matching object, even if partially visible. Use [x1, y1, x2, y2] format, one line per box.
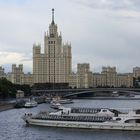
[16, 90, 24, 98]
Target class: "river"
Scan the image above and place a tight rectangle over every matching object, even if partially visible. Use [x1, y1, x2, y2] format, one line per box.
[0, 99, 140, 140]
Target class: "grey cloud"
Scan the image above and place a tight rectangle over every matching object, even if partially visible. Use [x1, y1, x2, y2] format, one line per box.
[72, 0, 140, 11]
[21, 58, 32, 62]
[0, 0, 140, 73]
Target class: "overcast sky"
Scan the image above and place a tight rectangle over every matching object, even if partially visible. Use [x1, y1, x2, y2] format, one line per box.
[0, 0, 140, 73]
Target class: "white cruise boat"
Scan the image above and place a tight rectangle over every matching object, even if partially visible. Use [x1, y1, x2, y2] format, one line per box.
[22, 107, 140, 131]
[51, 97, 73, 104]
[50, 103, 61, 109]
[24, 99, 38, 108]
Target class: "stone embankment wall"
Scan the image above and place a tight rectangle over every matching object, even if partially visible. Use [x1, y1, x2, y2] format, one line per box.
[0, 103, 15, 112]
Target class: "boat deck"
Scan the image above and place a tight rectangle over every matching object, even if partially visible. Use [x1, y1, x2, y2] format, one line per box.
[33, 113, 112, 123]
[71, 107, 101, 114]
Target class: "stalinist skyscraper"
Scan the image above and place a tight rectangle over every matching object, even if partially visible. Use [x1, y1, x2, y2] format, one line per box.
[33, 9, 72, 84]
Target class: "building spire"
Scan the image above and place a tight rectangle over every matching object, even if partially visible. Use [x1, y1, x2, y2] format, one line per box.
[52, 8, 55, 24]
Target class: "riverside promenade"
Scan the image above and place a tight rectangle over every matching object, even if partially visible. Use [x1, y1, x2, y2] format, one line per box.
[0, 103, 15, 112]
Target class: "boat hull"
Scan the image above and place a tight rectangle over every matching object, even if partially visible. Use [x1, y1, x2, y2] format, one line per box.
[24, 118, 140, 131]
[24, 103, 37, 108]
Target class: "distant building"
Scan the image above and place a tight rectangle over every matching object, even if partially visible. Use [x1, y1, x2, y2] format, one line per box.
[117, 73, 133, 88]
[76, 63, 93, 88]
[68, 72, 77, 88]
[23, 73, 33, 86]
[9, 64, 24, 85]
[93, 73, 106, 87]
[0, 66, 6, 78]
[7, 64, 33, 86]
[33, 9, 71, 84]
[133, 67, 140, 78]
[92, 67, 133, 88]
[68, 64, 134, 88]
[101, 66, 117, 87]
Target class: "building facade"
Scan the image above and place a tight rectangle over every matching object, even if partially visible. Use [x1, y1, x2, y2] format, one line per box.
[133, 67, 140, 78]
[92, 66, 133, 88]
[23, 73, 33, 86]
[76, 63, 93, 88]
[68, 72, 77, 88]
[0, 66, 6, 78]
[117, 73, 133, 88]
[101, 66, 117, 87]
[33, 9, 71, 84]
[7, 64, 33, 86]
[93, 73, 106, 87]
[68, 65, 133, 88]
[9, 64, 24, 85]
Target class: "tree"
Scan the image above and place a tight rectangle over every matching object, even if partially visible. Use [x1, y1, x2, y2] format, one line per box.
[0, 78, 31, 98]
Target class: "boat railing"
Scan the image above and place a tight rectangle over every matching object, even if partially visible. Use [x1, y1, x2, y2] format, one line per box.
[34, 113, 112, 122]
[71, 107, 101, 114]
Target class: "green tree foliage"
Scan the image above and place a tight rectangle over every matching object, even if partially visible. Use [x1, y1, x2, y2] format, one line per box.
[14, 84, 31, 96]
[0, 78, 16, 98]
[0, 78, 31, 98]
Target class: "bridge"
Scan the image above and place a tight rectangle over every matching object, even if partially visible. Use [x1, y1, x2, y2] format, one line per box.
[31, 88, 140, 97]
[63, 90, 140, 98]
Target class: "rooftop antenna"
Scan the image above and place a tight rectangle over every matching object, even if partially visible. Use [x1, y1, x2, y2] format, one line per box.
[52, 8, 55, 24]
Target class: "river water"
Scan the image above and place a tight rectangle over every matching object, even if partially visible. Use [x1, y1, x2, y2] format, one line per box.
[0, 99, 140, 140]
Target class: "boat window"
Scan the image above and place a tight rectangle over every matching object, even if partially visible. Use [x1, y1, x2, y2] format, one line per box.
[102, 110, 107, 112]
[136, 119, 140, 123]
[116, 118, 121, 121]
[136, 110, 140, 114]
[125, 119, 138, 123]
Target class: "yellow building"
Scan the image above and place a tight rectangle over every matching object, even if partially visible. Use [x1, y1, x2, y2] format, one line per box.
[33, 9, 71, 84]
[7, 64, 33, 86]
[68, 72, 77, 88]
[92, 67, 133, 88]
[101, 66, 117, 87]
[76, 63, 93, 88]
[10, 64, 24, 85]
[23, 73, 33, 86]
[117, 73, 133, 88]
[93, 73, 106, 87]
